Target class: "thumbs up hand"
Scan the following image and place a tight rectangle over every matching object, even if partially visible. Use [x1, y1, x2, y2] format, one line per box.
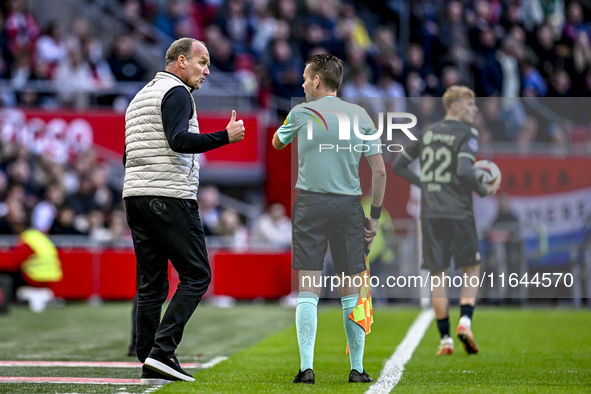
[227, 110, 245, 143]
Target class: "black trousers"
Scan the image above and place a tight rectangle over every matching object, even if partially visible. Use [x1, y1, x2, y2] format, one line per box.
[125, 196, 211, 363]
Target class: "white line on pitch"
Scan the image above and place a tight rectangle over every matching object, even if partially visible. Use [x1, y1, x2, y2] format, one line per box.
[365, 309, 435, 394]
[0, 358, 227, 369]
[200, 356, 228, 368]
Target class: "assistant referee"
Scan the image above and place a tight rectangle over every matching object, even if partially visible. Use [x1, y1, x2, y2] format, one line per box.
[273, 54, 386, 384]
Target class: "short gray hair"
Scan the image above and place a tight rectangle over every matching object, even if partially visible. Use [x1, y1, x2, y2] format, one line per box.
[165, 38, 206, 67]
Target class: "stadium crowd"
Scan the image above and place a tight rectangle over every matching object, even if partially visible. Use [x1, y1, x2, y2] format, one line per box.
[1, 1, 591, 102]
[0, 0, 591, 243]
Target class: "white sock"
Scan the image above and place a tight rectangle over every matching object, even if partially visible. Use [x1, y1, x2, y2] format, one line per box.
[459, 315, 472, 330]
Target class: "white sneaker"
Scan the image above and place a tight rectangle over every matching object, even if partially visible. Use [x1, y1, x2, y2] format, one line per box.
[16, 287, 55, 313]
[437, 336, 454, 356]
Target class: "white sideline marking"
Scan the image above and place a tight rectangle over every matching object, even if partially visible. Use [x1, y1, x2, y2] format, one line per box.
[200, 356, 228, 368]
[0, 356, 228, 386]
[365, 309, 435, 394]
[0, 358, 227, 369]
[0, 377, 140, 385]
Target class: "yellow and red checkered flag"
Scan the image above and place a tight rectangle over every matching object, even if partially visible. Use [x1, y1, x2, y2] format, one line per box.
[346, 255, 373, 354]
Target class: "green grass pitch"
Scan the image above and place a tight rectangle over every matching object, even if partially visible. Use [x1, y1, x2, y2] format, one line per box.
[0, 302, 590, 393]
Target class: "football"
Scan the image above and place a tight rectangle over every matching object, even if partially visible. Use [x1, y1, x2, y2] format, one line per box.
[473, 159, 502, 188]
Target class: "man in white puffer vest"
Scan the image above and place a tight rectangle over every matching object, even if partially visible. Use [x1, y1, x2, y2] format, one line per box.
[123, 38, 245, 385]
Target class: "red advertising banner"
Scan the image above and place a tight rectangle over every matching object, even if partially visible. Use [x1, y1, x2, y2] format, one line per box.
[492, 156, 591, 196]
[0, 109, 260, 165]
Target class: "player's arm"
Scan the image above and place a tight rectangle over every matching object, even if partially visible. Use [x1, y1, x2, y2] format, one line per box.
[457, 156, 488, 197]
[272, 132, 286, 150]
[272, 111, 298, 150]
[457, 130, 495, 196]
[365, 153, 386, 249]
[162, 87, 244, 153]
[391, 142, 420, 186]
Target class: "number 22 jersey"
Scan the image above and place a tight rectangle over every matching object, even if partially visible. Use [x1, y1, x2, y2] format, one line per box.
[400, 116, 480, 219]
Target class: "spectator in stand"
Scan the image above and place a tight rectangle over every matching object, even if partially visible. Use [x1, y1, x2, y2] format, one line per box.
[481, 36, 524, 99]
[0, 171, 8, 202]
[216, 0, 254, 53]
[572, 31, 591, 76]
[217, 208, 248, 250]
[105, 209, 131, 244]
[405, 70, 426, 97]
[52, 42, 95, 109]
[250, 0, 278, 57]
[252, 203, 291, 247]
[403, 43, 439, 94]
[87, 209, 109, 242]
[6, 156, 39, 201]
[519, 0, 564, 33]
[90, 164, 118, 213]
[272, 0, 303, 40]
[440, 65, 464, 91]
[367, 26, 401, 83]
[49, 204, 85, 235]
[548, 68, 573, 97]
[4, 0, 39, 59]
[66, 177, 98, 216]
[31, 183, 65, 234]
[481, 96, 509, 141]
[0, 12, 14, 79]
[154, 0, 195, 41]
[107, 35, 147, 82]
[298, 21, 343, 63]
[377, 69, 406, 114]
[197, 185, 222, 236]
[208, 33, 235, 73]
[533, 23, 559, 80]
[521, 55, 548, 97]
[0, 188, 26, 234]
[440, 1, 469, 54]
[337, 3, 371, 52]
[563, 1, 590, 45]
[269, 39, 303, 99]
[35, 21, 67, 69]
[82, 35, 115, 91]
[515, 115, 539, 152]
[341, 66, 380, 98]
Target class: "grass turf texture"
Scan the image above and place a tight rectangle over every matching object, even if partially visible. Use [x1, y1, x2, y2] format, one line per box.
[0, 301, 294, 393]
[395, 308, 591, 393]
[1, 302, 590, 393]
[159, 307, 591, 394]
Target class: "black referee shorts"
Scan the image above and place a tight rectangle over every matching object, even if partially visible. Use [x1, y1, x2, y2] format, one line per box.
[421, 217, 481, 272]
[291, 191, 365, 276]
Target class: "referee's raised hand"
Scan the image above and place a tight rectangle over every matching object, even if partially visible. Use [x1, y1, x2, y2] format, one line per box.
[227, 110, 245, 143]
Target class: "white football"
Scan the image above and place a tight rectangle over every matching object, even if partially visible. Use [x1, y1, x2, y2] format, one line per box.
[473, 159, 501, 188]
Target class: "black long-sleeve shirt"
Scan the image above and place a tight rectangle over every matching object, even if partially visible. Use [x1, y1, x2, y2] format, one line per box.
[161, 86, 230, 153]
[123, 81, 230, 166]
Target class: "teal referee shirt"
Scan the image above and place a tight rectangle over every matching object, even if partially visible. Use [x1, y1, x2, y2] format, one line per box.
[277, 96, 381, 196]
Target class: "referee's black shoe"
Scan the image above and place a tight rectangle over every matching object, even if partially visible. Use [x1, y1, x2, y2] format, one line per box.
[348, 369, 374, 383]
[292, 368, 315, 383]
[144, 354, 195, 382]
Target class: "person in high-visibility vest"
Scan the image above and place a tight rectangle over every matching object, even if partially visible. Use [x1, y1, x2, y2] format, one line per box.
[0, 227, 62, 312]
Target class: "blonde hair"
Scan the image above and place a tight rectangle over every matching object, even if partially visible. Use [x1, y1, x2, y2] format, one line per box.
[165, 38, 206, 67]
[442, 85, 475, 111]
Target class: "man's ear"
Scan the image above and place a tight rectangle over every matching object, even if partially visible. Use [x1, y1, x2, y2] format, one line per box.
[179, 56, 186, 69]
[314, 74, 321, 89]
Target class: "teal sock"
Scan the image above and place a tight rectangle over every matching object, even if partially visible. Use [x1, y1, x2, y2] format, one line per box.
[342, 294, 365, 373]
[296, 291, 319, 371]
